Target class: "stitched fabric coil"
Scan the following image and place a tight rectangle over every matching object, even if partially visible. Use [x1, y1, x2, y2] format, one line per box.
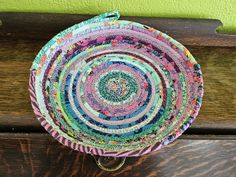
[29, 11, 203, 157]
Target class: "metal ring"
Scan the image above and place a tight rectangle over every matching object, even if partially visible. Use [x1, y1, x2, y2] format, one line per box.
[92, 155, 126, 171]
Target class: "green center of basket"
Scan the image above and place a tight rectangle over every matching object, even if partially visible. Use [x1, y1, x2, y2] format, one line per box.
[98, 71, 138, 102]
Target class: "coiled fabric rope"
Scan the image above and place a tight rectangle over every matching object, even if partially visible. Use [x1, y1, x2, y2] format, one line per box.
[29, 11, 203, 157]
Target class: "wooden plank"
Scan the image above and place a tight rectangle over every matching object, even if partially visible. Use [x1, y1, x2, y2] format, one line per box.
[0, 39, 236, 131]
[0, 133, 235, 177]
[0, 12, 236, 47]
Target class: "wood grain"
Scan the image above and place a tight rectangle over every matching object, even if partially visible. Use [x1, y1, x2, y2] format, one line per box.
[0, 12, 236, 47]
[0, 13, 236, 176]
[0, 133, 235, 177]
[0, 39, 235, 131]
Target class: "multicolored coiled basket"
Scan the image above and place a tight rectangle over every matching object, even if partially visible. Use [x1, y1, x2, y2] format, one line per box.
[29, 11, 203, 170]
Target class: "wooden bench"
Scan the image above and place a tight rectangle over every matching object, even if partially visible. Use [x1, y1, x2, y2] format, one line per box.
[0, 13, 235, 177]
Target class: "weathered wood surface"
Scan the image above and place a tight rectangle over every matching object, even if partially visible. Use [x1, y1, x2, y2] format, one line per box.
[0, 13, 236, 177]
[0, 40, 236, 131]
[0, 12, 236, 47]
[0, 133, 235, 177]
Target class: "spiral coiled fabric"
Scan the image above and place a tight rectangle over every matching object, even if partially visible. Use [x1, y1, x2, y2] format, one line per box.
[29, 11, 203, 157]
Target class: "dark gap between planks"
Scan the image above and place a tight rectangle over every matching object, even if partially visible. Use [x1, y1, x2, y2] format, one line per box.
[0, 126, 236, 136]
